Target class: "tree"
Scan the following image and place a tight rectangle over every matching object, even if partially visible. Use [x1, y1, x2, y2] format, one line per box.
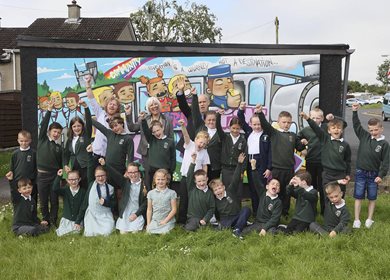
[130, 0, 222, 43]
[376, 59, 390, 88]
[348, 80, 364, 93]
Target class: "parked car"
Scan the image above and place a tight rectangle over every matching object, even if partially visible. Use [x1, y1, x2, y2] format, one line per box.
[367, 96, 383, 104]
[346, 98, 369, 106]
[382, 93, 390, 121]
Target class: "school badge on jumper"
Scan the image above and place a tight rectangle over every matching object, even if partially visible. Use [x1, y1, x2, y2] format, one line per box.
[375, 145, 382, 153]
[164, 142, 168, 149]
[268, 203, 273, 211]
[80, 137, 84, 143]
[238, 143, 242, 150]
[339, 146, 344, 153]
[56, 146, 60, 152]
[119, 139, 124, 145]
[335, 210, 341, 217]
[227, 196, 233, 204]
[27, 155, 32, 162]
[263, 135, 268, 142]
[289, 135, 293, 142]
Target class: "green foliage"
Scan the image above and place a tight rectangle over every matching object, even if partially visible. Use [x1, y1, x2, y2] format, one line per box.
[37, 80, 51, 97]
[0, 151, 12, 178]
[1, 195, 390, 279]
[348, 80, 387, 95]
[376, 59, 390, 87]
[131, 0, 222, 43]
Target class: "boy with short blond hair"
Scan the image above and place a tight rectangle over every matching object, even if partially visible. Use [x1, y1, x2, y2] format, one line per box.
[351, 103, 389, 229]
[12, 179, 49, 236]
[309, 181, 350, 237]
[258, 106, 305, 216]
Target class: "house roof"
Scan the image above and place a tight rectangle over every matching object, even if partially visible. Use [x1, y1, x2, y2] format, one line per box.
[0, 28, 28, 50]
[23, 18, 135, 41]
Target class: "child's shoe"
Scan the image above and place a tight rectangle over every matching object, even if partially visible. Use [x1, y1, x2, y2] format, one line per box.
[232, 228, 244, 240]
[352, 220, 361, 229]
[365, 219, 374, 229]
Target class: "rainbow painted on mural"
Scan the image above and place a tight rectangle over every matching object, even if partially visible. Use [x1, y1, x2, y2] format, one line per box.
[104, 57, 155, 80]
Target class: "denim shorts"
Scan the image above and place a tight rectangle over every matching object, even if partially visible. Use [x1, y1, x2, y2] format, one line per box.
[353, 169, 379, 200]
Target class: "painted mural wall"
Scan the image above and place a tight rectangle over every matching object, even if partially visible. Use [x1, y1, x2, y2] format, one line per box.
[37, 55, 320, 179]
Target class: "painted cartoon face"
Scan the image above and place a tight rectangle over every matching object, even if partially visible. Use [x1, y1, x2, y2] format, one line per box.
[149, 80, 168, 98]
[95, 169, 107, 185]
[72, 121, 83, 136]
[98, 89, 114, 107]
[17, 135, 31, 149]
[117, 85, 135, 104]
[278, 116, 292, 132]
[39, 98, 49, 110]
[212, 77, 234, 96]
[66, 97, 78, 111]
[51, 94, 63, 109]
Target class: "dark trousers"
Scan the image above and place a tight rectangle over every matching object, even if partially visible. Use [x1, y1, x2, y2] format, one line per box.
[282, 218, 310, 234]
[12, 224, 49, 236]
[221, 166, 244, 199]
[306, 162, 324, 214]
[322, 170, 347, 198]
[247, 165, 267, 215]
[271, 168, 294, 216]
[73, 159, 89, 190]
[37, 171, 59, 225]
[309, 222, 350, 236]
[220, 207, 251, 231]
[184, 217, 202, 231]
[207, 166, 221, 181]
[242, 222, 277, 235]
[173, 176, 188, 224]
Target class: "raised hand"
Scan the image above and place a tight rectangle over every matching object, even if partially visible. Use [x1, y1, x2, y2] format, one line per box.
[238, 152, 246, 163]
[239, 102, 246, 111]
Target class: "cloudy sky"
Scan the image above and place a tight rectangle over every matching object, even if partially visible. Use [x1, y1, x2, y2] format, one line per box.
[1, 0, 389, 85]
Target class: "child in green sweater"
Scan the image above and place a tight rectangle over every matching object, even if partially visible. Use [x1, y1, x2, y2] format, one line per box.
[280, 171, 318, 234]
[351, 103, 389, 229]
[309, 181, 350, 237]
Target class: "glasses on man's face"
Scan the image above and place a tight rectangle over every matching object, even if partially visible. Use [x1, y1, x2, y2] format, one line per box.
[68, 178, 80, 182]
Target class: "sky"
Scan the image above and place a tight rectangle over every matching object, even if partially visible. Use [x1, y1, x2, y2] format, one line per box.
[1, 0, 389, 85]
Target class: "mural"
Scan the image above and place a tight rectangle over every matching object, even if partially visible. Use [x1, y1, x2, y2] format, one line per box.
[37, 55, 321, 178]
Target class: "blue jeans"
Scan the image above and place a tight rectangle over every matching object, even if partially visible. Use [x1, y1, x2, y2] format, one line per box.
[220, 207, 251, 231]
[354, 169, 378, 200]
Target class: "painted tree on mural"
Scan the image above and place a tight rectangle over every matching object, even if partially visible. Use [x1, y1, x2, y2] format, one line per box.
[130, 0, 222, 43]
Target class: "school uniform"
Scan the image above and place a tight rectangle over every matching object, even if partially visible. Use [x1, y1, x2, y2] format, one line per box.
[184, 163, 215, 231]
[105, 164, 148, 232]
[258, 111, 305, 216]
[284, 185, 318, 233]
[309, 198, 350, 235]
[242, 170, 282, 235]
[11, 192, 49, 236]
[37, 110, 63, 225]
[215, 162, 251, 233]
[306, 118, 351, 195]
[80, 181, 116, 237]
[52, 176, 86, 236]
[63, 107, 93, 189]
[237, 109, 272, 214]
[176, 91, 196, 153]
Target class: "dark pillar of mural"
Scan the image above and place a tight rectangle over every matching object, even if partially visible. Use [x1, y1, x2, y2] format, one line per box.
[319, 55, 343, 118]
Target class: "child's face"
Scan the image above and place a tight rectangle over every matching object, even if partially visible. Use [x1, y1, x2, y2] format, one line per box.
[368, 124, 383, 139]
[195, 136, 208, 150]
[212, 182, 225, 197]
[328, 124, 343, 139]
[327, 190, 343, 205]
[152, 125, 164, 139]
[154, 172, 168, 189]
[195, 174, 208, 190]
[72, 121, 83, 136]
[293, 176, 307, 188]
[95, 170, 107, 185]
[66, 173, 80, 189]
[230, 123, 241, 138]
[205, 114, 216, 129]
[310, 111, 324, 125]
[266, 179, 280, 196]
[126, 166, 141, 183]
[18, 184, 33, 197]
[278, 116, 292, 131]
[111, 122, 124, 134]
[17, 135, 31, 149]
[250, 116, 262, 132]
[49, 128, 62, 141]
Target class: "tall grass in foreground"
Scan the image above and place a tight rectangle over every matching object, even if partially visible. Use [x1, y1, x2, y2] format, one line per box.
[1, 195, 390, 280]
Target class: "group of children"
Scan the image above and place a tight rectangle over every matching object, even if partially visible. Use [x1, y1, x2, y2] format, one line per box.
[5, 95, 389, 239]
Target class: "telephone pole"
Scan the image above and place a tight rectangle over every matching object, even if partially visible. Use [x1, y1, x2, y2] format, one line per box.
[275, 16, 279, 44]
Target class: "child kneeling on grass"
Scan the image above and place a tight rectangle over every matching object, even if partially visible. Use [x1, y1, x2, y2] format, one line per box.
[278, 171, 318, 234]
[209, 153, 251, 240]
[12, 178, 49, 237]
[53, 169, 86, 236]
[146, 169, 177, 234]
[309, 181, 350, 237]
[242, 159, 282, 237]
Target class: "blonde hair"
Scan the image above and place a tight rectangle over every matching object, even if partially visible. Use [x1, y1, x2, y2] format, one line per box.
[92, 86, 114, 106]
[195, 130, 210, 142]
[309, 107, 324, 117]
[208, 178, 223, 190]
[152, 169, 171, 189]
[325, 182, 341, 194]
[168, 74, 186, 94]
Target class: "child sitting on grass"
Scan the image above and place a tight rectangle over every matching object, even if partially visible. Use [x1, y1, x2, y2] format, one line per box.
[146, 169, 177, 234]
[279, 171, 318, 234]
[184, 153, 215, 231]
[309, 181, 350, 237]
[209, 153, 251, 240]
[80, 166, 115, 237]
[242, 159, 282, 236]
[53, 169, 86, 236]
[11, 178, 49, 237]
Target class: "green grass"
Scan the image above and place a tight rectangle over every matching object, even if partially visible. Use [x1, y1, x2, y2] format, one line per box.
[361, 103, 382, 109]
[1, 195, 390, 279]
[0, 151, 12, 178]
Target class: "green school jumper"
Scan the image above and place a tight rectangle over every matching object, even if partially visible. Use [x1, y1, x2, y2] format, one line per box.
[323, 199, 350, 233]
[286, 185, 318, 223]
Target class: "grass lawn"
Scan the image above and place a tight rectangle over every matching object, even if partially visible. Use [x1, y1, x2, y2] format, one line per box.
[1, 195, 390, 280]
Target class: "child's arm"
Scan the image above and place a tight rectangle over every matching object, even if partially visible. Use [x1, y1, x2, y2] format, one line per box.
[170, 140, 176, 174]
[237, 102, 252, 136]
[164, 114, 174, 139]
[140, 114, 153, 143]
[100, 158, 126, 189]
[126, 137, 135, 163]
[81, 101, 93, 139]
[228, 153, 246, 194]
[39, 100, 54, 140]
[160, 197, 177, 225]
[192, 94, 204, 132]
[179, 119, 191, 145]
[345, 144, 352, 180]
[125, 105, 141, 132]
[176, 77, 191, 119]
[146, 198, 152, 227]
[135, 185, 149, 219]
[186, 154, 197, 192]
[330, 207, 350, 236]
[257, 105, 276, 137]
[300, 112, 326, 142]
[250, 159, 266, 198]
[202, 195, 216, 225]
[5, 152, 16, 181]
[52, 169, 66, 196]
[216, 109, 226, 141]
[296, 187, 318, 204]
[92, 119, 111, 138]
[76, 187, 90, 225]
[378, 143, 390, 182]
